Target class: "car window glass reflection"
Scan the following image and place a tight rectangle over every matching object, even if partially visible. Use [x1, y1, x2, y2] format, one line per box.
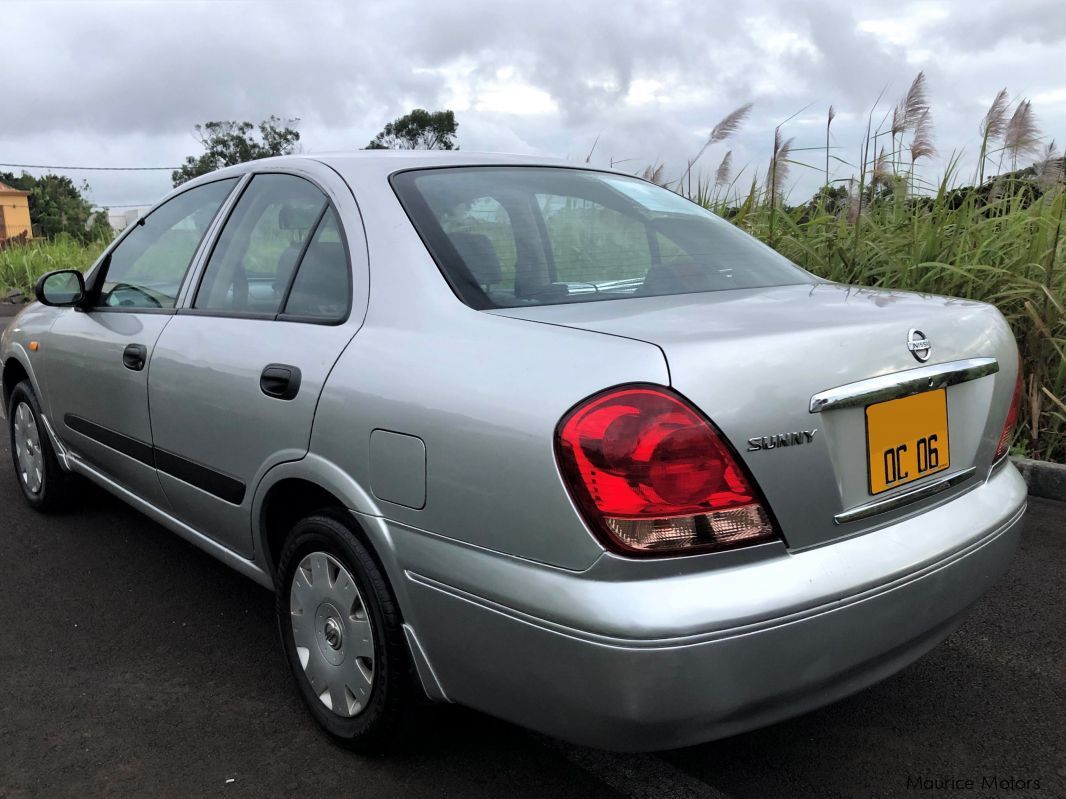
[195, 174, 327, 315]
[96, 178, 238, 310]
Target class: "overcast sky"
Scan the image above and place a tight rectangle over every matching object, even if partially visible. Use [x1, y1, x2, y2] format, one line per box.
[2, 0, 1064, 208]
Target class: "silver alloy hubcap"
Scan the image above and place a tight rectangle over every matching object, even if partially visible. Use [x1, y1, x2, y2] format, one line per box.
[12, 402, 43, 495]
[289, 551, 374, 717]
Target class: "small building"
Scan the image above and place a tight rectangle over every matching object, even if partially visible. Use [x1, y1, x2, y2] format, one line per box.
[0, 181, 32, 243]
[107, 207, 148, 233]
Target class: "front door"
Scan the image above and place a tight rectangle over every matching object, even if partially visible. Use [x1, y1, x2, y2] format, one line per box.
[43, 178, 239, 506]
[147, 172, 362, 556]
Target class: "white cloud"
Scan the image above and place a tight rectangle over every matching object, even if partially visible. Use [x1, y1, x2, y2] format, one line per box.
[1, 0, 1063, 206]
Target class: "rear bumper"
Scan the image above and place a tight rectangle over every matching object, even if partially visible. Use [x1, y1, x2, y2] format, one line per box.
[375, 464, 1026, 751]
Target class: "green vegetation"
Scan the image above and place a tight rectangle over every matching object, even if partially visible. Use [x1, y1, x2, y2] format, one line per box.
[366, 108, 458, 150]
[172, 116, 301, 187]
[0, 235, 108, 297]
[0, 171, 112, 243]
[695, 176, 1065, 463]
[671, 73, 1064, 463]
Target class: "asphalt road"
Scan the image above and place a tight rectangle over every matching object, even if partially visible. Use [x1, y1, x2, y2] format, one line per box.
[0, 428, 1063, 799]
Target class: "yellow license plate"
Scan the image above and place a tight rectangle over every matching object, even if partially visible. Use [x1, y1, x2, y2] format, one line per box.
[865, 389, 950, 495]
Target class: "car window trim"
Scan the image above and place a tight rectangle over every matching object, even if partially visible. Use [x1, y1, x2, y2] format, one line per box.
[85, 175, 242, 313]
[187, 171, 353, 326]
[174, 172, 253, 308]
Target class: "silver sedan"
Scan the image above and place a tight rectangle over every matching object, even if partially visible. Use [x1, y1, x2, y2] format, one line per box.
[1, 152, 1025, 751]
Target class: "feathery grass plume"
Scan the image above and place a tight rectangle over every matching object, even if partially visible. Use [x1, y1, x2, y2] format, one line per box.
[891, 104, 904, 138]
[683, 102, 754, 187]
[1004, 99, 1042, 171]
[872, 146, 891, 187]
[710, 102, 754, 145]
[1034, 140, 1063, 189]
[899, 71, 930, 130]
[765, 126, 793, 247]
[714, 150, 733, 188]
[888, 71, 930, 173]
[640, 163, 666, 186]
[765, 127, 794, 201]
[978, 88, 1011, 183]
[845, 177, 861, 223]
[981, 88, 1012, 142]
[909, 110, 936, 162]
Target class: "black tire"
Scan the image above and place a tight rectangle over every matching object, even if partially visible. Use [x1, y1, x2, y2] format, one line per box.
[276, 510, 416, 752]
[7, 380, 77, 512]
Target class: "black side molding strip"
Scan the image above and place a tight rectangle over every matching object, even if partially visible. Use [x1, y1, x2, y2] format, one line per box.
[63, 414, 246, 505]
[154, 448, 246, 505]
[64, 414, 154, 467]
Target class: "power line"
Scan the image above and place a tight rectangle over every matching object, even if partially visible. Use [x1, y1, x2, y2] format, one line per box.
[0, 162, 178, 172]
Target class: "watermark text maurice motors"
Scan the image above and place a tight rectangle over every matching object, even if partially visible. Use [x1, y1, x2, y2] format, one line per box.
[905, 773, 1043, 793]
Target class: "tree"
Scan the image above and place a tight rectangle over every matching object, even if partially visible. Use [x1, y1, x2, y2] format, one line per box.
[172, 116, 301, 187]
[87, 210, 114, 242]
[366, 109, 458, 150]
[0, 171, 109, 242]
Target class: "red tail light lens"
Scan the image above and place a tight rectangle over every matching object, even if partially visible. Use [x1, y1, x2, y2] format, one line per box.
[555, 385, 778, 556]
[994, 358, 1022, 461]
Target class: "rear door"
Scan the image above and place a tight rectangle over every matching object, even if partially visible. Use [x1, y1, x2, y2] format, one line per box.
[146, 166, 367, 557]
[43, 178, 238, 506]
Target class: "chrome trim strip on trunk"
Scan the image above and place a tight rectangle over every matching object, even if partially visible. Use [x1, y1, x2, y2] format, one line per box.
[834, 467, 977, 524]
[809, 358, 999, 414]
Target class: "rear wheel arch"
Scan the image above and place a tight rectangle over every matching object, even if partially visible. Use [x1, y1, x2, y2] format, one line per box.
[256, 474, 394, 589]
[252, 454, 384, 576]
[259, 477, 349, 580]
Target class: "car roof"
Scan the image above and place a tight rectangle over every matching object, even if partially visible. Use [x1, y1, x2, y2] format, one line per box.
[189, 150, 620, 181]
[169, 150, 636, 207]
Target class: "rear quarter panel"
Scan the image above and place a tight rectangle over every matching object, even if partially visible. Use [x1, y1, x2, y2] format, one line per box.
[307, 165, 669, 570]
[311, 307, 669, 571]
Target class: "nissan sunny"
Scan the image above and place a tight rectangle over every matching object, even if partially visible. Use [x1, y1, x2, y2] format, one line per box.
[1, 152, 1026, 751]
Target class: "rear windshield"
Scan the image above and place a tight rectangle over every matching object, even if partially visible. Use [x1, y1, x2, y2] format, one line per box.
[391, 166, 812, 309]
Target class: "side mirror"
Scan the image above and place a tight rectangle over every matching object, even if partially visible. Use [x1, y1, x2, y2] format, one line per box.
[34, 269, 86, 307]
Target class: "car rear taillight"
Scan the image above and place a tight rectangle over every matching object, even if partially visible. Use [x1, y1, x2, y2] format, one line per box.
[994, 358, 1023, 461]
[555, 385, 778, 556]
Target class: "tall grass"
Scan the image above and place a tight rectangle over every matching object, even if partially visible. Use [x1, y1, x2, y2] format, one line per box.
[0, 235, 108, 297]
[681, 78, 1065, 463]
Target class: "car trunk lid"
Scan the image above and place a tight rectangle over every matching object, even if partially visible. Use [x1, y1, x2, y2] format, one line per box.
[491, 282, 1018, 549]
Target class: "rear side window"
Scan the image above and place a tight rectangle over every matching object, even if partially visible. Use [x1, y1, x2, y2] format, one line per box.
[195, 174, 339, 316]
[391, 167, 812, 309]
[94, 178, 237, 309]
[281, 208, 349, 322]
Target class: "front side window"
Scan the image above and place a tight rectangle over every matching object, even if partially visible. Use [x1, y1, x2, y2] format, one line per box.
[195, 174, 329, 315]
[391, 167, 812, 309]
[94, 178, 238, 309]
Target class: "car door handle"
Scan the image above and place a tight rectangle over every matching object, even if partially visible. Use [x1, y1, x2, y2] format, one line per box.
[260, 364, 302, 400]
[122, 343, 148, 371]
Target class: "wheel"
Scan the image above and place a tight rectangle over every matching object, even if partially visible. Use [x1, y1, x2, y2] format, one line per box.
[276, 511, 416, 751]
[7, 380, 76, 512]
